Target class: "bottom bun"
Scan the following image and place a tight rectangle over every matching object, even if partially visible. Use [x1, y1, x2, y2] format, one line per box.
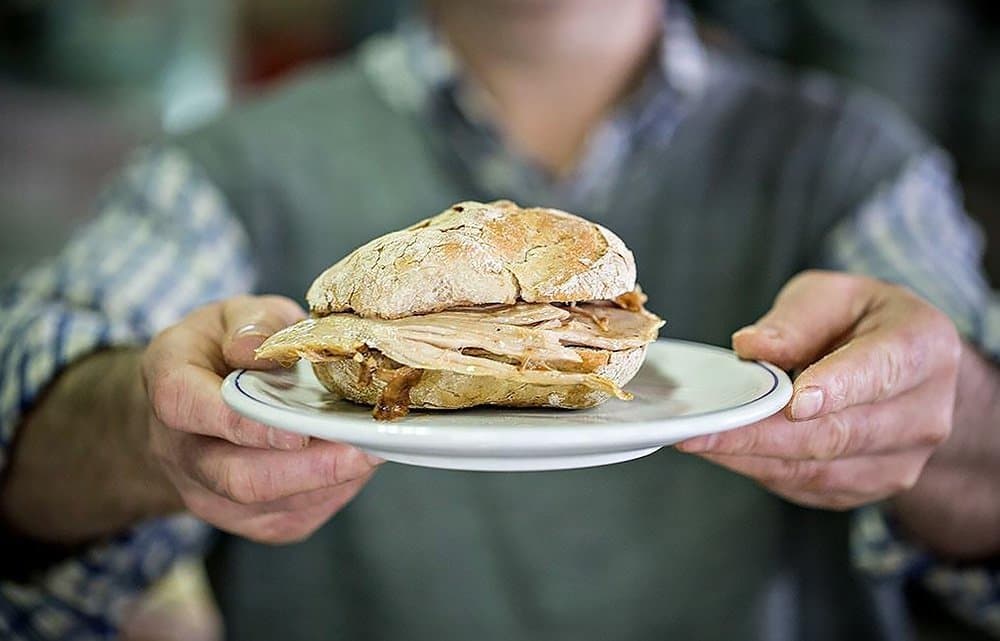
[312, 347, 647, 411]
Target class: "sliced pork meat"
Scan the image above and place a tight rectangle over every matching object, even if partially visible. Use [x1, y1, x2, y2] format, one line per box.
[257, 296, 663, 400]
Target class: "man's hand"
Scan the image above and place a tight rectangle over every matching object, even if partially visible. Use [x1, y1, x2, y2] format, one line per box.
[677, 270, 961, 511]
[142, 295, 382, 544]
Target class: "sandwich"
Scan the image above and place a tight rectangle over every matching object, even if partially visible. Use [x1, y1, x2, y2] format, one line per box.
[256, 200, 664, 420]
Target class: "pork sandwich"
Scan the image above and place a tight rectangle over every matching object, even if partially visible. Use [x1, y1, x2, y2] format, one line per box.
[256, 200, 664, 420]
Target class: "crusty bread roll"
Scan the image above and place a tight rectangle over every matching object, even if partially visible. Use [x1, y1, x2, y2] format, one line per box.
[307, 199, 636, 319]
[257, 200, 662, 419]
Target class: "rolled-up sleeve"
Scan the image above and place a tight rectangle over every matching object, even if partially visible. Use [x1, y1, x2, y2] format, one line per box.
[0, 147, 254, 640]
[821, 151, 1000, 638]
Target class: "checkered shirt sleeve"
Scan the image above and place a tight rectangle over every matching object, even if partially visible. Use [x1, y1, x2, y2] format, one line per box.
[0, 147, 254, 640]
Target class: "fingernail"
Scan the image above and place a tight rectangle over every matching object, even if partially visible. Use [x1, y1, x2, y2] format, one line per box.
[364, 452, 386, 466]
[791, 386, 824, 421]
[733, 325, 781, 341]
[232, 323, 274, 341]
[268, 427, 308, 450]
[677, 434, 717, 453]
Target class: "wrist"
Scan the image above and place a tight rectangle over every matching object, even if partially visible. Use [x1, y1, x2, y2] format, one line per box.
[0, 349, 184, 545]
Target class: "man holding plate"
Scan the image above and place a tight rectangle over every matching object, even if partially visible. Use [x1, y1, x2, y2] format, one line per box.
[1, 0, 998, 639]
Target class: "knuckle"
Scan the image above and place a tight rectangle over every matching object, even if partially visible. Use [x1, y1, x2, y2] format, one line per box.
[219, 407, 243, 442]
[830, 470, 887, 503]
[810, 412, 854, 460]
[823, 494, 861, 512]
[797, 270, 868, 295]
[873, 342, 905, 401]
[217, 407, 265, 447]
[928, 310, 962, 367]
[335, 447, 375, 483]
[259, 295, 301, 316]
[781, 270, 834, 303]
[219, 406, 246, 443]
[902, 452, 931, 492]
[227, 294, 255, 310]
[801, 464, 839, 494]
[312, 446, 371, 487]
[217, 460, 259, 505]
[823, 372, 851, 410]
[886, 281, 917, 302]
[901, 295, 960, 368]
[730, 426, 762, 456]
[776, 487, 856, 511]
[886, 463, 923, 494]
[323, 454, 343, 487]
[253, 515, 320, 545]
[900, 461, 925, 492]
[786, 270, 819, 289]
[791, 269, 838, 288]
[148, 369, 186, 430]
[760, 459, 814, 486]
[180, 490, 216, 522]
[320, 448, 354, 486]
[918, 414, 952, 448]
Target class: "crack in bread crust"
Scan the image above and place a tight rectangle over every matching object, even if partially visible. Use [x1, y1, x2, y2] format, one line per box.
[306, 200, 636, 319]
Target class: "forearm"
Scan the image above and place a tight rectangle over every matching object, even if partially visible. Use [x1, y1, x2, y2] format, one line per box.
[0, 349, 182, 545]
[893, 341, 1000, 560]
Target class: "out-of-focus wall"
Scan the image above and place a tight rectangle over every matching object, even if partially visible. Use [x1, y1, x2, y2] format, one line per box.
[0, 0, 404, 279]
[0, 0, 234, 277]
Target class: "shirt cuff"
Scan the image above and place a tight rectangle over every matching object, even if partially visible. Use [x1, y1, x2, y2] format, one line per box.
[0, 515, 211, 640]
[0, 299, 147, 476]
[852, 506, 1000, 637]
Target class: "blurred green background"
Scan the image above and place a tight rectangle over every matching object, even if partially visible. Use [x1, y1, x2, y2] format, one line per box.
[1, 0, 998, 279]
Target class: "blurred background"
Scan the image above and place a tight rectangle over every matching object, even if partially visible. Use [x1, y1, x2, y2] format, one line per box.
[1, 0, 998, 281]
[1, 2, 997, 639]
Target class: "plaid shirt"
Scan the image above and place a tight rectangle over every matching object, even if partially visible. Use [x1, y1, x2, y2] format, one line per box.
[2, 6, 999, 639]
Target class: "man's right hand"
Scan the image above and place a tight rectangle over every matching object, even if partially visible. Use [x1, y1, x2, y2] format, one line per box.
[142, 295, 382, 544]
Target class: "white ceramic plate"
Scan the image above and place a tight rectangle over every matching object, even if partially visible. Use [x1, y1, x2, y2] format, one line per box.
[222, 339, 792, 472]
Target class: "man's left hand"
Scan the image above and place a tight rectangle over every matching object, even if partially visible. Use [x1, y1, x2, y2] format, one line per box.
[677, 270, 961, 510]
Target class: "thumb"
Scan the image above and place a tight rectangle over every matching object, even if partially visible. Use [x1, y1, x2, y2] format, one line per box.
[221, 295, 306, 369]
[732, 271, 877, 370]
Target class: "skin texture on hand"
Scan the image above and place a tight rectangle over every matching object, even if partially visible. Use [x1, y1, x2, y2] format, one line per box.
[677, 270, 962, 512]
[142, 295, 383, 544]
[0, 349, 182, 544]
[893, 343, 1000, 559]
[0, 295, 382, 548]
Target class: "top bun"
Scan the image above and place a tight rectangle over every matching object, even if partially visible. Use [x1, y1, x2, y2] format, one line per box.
[307, 200, 637, 319]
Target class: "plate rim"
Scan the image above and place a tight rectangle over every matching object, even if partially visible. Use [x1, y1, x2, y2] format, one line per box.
[221, 339, 793, 452]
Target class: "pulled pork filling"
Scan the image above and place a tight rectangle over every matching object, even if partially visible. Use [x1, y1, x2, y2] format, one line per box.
[257, 290, 664, 418]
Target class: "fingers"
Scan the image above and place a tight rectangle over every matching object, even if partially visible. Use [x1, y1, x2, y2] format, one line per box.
[141, 295, 375, 545]
[789, 302, 960, 420]
[174, 436, 379, 505]
[734, 272, 961, 423]
[221, 296, 306, 369]
[694, 449, 932, 510]
[691, 271, 961, 511]
[732, 270, 877, 371]
[149, 361, 307, 449]
[181, 474, 372, 545]
[676, 377, 953, 459]
[154, 426, 380, 543]
[232, 477, 372, 544]
[143, 295, 309, 448]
